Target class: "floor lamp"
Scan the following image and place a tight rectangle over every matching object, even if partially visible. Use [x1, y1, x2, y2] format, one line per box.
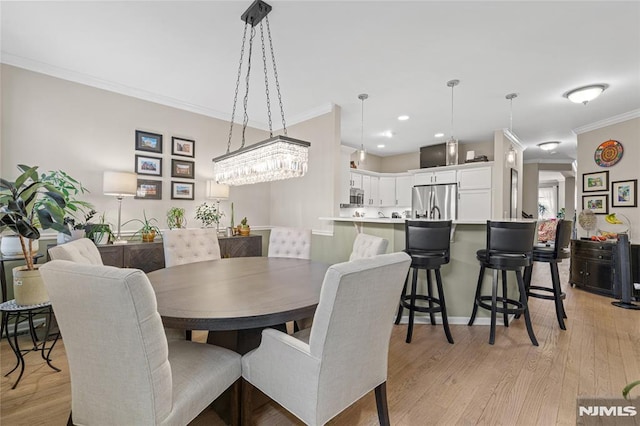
[206, 180, 229, 235]
[103, 171, 137, 244]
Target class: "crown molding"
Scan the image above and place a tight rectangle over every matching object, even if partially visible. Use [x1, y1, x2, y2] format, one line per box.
[2, 54, 333, 130]
[502, 128, 526, 151]
[573, 109, 640, 134]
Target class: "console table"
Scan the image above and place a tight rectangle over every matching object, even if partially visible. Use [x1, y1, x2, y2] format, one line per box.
[96, 235, 262, 273]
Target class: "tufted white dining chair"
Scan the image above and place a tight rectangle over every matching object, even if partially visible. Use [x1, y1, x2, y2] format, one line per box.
[349, 233, 389, 261]
[40, 260, 242, 426]
[48, 238, 103, 265]
[241, 252, 411, 426]
[163, 228, 222, 267]
[268, 227, 311, 260]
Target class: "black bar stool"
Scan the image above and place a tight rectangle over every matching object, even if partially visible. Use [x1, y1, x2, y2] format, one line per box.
[522, 219, 573, 330]
[468, 221, 538, 346]
[394, 220, 454, 344]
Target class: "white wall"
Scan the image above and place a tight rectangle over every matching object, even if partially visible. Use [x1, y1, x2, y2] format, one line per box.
[1, 65, 338, 235]
[577, 117, 640, 241]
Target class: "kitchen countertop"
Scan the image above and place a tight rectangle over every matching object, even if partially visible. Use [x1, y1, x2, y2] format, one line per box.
[319, 217, 488, 225]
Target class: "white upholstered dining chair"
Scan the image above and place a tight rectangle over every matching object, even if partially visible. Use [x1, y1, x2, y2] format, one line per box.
[40, 260, 242, 426]
[48, 237, 103, 264]
[241, 252, 411, 426]
[349, 233, 389, 261]
[268, 227, 311, 260]
[163, 228, 222, 267]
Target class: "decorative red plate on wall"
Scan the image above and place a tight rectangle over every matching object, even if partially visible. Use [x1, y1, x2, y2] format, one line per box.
[594, 139, 623, 167]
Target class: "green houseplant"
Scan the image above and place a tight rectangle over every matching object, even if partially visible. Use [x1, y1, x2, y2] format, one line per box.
[239, 216, 250, 236]
[0, 165, 69, 305]
[167, 207, 186, 229]
[124, 210, 162, 242]
[85, 211, 112, 245]
[195, 202, 223, 229]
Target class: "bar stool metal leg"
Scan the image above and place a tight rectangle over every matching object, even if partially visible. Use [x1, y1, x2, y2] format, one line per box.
[435, 269, 454, 344]
[406, 268, 419, 343]
[394, 271, 410, 325]
[468, 265, 485, 326]
[426, 270, 436, 325]
[489, 269, 499, 345]
[516, 269, 538, 346]
[550, 262, 567, 329]
[501, 270, 509, 327]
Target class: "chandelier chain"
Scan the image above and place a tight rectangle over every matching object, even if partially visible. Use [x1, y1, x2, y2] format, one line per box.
[266, 16, 287, 135]
[226, 22, 249, 154]
[240, 25, 257, 149]
[260, 22, 274, 137]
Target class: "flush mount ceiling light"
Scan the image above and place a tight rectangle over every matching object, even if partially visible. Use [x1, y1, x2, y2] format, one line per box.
[358, 93, 368, 162]
[505, 93, 518, 168]
[434, 132, 444, 138]
[398, 115, 410, 121]
[212, 0, 310, 186]
[446, 79, 460, 166]
[538, 141, 561, 151]
[564, 84, 608, 105]
[377, 144, 385, 148]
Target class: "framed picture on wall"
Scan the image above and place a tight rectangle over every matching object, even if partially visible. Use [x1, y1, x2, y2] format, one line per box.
[171, 181, 194, 200]
[135, 155, 162, 176]
[135, 130, 163, 154]
[171, 137, 195, 157]
[582, 171, 608, 192]
[582, 194, 608, 214]
[135, 179, 162, 200]
[171, 159, 195, 179]
[612, 179, 637, 207]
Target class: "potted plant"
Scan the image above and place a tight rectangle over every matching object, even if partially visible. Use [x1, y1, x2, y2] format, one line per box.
[167, 207, 186, 229]
[40, 170, 94, 243]
[239, 217, 250, 236]
[124, 210, 162, 242]
[195, 202, 223, 229]
[85, 211, 112, 245]
[0, 165, 68, 305]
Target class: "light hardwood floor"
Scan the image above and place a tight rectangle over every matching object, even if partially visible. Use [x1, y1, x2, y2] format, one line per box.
[2, 261, 639, 425]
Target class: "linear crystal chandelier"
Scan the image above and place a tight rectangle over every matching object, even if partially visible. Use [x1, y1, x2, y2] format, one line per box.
[213, 0, 310, 186]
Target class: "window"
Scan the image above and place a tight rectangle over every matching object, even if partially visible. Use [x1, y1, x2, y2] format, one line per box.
[538, 186, 557, 219]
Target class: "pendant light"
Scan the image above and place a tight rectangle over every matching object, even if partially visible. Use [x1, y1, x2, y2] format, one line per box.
[212, 0, 310, 186]
[446, 79, 459, 166]
[358, 93, 368, 163]
[505, 93, 518, 168]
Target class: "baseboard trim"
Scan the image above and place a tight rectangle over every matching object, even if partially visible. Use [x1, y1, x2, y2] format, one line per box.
[396, 314, 515, 326]
[2, 318, 46, 338]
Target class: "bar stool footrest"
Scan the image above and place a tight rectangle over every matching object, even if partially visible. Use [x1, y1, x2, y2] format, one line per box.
[400, 295, 443, 314]
[527, 285, 566, 301]
[476, 296, 524, 315]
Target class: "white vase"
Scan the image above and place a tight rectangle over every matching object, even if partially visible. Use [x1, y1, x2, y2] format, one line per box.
[1, 235, 39, 258]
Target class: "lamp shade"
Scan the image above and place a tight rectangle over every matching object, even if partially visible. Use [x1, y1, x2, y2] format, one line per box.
[206, 181, 230, 200]
[103, 171, 137, 197]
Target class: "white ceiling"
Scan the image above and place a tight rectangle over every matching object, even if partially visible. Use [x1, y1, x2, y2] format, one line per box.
[2, 1, 639, 162]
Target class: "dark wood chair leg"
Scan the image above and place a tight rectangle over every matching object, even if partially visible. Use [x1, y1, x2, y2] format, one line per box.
[426, 269, 436, 325]
[406, 268, 419, 343]
[501, 270, 509, 327]
[185, 330, 192, 341]
[468, 265, 485, 326]
[230, 379, 240, 426]
[395, 270, 410, 325]
[550, 262, 567, 330]
[435, 269, 454, 344]
[241, 378, 254, 426]
[374, 382, 390, 426]
[516, 269, 539, 346]
[489, 269, 498, 345]
[67, 412, 74, 426]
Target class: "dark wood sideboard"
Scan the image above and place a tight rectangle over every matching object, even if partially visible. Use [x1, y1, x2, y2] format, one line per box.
[569, 239, 640, 300]
[93, 235, 262, 273]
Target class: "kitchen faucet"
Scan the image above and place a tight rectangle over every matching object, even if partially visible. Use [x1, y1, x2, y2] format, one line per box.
[429, 206, 441, 220]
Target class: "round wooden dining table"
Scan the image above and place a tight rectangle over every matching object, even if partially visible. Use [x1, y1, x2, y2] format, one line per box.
[147, 256, 329, 354]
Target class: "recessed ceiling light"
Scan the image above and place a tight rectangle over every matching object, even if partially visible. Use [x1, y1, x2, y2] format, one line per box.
[563, 84, 608, 105]
[382, 131, 394, 138]
[397, 115, 410, 121]
[377, 144, 385, 148]
[434, 132, 444, 138]
[538, 141, 561, 151]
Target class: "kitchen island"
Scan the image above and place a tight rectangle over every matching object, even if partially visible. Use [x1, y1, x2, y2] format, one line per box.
[318, 217, 529, 323]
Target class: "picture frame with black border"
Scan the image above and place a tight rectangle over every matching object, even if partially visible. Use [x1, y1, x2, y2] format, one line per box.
[135, 179, 162, 200]
[135, 154, 162, 177]
[171, 181, 194, 200]
[135, 130, 163, 154]
[171, 137, 195, 158]
[611, 179, 637, 208]
[171, 159, 195, 179]
[582, 194, 609, 214]
[582, 170, 609, 192]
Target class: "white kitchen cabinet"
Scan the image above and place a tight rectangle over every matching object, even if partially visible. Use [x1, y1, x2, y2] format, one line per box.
[458, 166, 491, 190]
[395, 175, 413, 207]
[458, 189, 492, 221]
[350, 172, 363, 189]
[378, 177, 396, 206]
[413, 169, 457, 186]
[362, 174, 379, 206]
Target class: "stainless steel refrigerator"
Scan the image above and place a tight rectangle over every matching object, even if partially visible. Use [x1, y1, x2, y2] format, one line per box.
[412, 184, 457, 220]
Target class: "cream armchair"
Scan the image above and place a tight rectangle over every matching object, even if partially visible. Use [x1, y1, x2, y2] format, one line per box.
[349, 233, 389, 260]
[40, 260, 242, 426]
[48, 237, 103, 264]
[241, 252, 411, 426]
[163, 228, 222, 267]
